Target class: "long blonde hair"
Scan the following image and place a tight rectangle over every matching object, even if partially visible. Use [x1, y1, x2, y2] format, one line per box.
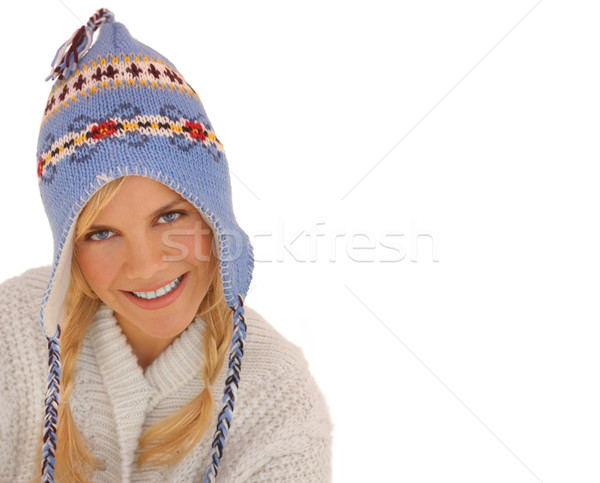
[47, 177, 232, 482]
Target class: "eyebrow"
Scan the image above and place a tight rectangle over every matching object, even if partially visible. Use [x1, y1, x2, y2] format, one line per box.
[149, 199, 189, 219]
[85, 199, 189, 234]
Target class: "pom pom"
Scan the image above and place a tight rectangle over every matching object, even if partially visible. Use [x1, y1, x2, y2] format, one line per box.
[45, 8, 114, 82]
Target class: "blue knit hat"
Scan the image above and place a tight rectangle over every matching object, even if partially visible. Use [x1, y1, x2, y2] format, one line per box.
[36, 8, 253, 482]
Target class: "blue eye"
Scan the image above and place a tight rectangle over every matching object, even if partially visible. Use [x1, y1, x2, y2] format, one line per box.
[89, 229, 115, 241]
[158, 212, 181, 224]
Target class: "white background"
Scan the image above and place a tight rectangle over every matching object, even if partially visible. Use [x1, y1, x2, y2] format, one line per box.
[1, 1, 599, 481]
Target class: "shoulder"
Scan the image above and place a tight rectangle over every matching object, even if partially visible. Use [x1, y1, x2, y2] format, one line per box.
[222, 305, 333, 481]
[0, 264, 50, 363]
[242, 304, 309, 374]
[0, 265, 51, 339]
[0, 265, 51, 301]
[240, 305, 329, 408]
[0, 266, 50, 480]
[237, 303, 332, 433]
[0, 265, 50, 382]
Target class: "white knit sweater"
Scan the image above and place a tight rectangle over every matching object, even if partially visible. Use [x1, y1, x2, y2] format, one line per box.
[0, 266, 333, 482]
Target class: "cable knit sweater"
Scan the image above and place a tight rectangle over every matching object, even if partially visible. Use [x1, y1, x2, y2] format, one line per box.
[0, 266, 333, 482]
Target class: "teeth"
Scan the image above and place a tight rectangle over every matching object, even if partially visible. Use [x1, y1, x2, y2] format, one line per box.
[131, 275, 184, 300]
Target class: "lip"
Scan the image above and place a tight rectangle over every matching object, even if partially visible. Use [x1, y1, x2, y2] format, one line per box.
[120, 272, 189, 310]
[129, 275, 183, 293]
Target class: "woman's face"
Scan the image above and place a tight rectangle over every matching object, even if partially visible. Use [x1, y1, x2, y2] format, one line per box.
[74, 176, 217, 364]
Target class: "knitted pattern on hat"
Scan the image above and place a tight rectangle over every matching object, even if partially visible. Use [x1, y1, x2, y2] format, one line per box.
[36, 8, 254, 483]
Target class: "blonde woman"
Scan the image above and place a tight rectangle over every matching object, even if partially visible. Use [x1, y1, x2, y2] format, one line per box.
[0, 8, 332, 483]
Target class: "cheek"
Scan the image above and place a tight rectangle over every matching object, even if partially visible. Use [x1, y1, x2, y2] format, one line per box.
[75, 246, 120, 291]
[168, 221, 214, 264]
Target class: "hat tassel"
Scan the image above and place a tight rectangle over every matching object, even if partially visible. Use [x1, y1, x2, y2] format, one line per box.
[46, 8, 114, 82]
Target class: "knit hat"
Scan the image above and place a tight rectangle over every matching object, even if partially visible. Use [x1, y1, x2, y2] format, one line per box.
[36, 8, 253, 482]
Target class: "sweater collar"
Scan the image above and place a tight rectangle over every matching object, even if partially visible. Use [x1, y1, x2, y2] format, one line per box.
[143, 309, 206, 406]
[90, 303, 206, 407]
[89, 304, 152, 479]
[89, 304, 207, 476]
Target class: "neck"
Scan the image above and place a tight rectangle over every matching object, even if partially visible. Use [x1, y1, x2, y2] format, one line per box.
[115, 318, 176, 369]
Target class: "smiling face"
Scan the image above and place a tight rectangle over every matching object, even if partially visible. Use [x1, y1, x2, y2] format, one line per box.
[74, 176, 218, 366]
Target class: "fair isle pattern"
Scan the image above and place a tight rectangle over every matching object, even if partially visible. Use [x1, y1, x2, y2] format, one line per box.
[42, 56, 199, 127]
[37, 114, 224, 179]
[204, 296, 247, 483]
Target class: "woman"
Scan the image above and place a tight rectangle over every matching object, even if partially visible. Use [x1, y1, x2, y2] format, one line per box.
[0, 8, 332, 483]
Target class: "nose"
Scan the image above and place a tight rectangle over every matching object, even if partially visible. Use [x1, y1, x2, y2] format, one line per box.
[122, 233, 168, 281]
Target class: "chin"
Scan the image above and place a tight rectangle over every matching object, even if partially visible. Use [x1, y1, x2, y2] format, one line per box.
[135, 307, 198, 339]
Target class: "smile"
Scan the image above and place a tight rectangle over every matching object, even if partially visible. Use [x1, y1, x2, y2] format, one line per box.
[130, 275, 184, 300]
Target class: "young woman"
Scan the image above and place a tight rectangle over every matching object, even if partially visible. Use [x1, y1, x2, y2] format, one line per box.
[0, 8, 332, 483]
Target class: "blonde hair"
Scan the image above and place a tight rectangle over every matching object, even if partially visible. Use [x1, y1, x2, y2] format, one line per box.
[43, 177, 232, 482]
